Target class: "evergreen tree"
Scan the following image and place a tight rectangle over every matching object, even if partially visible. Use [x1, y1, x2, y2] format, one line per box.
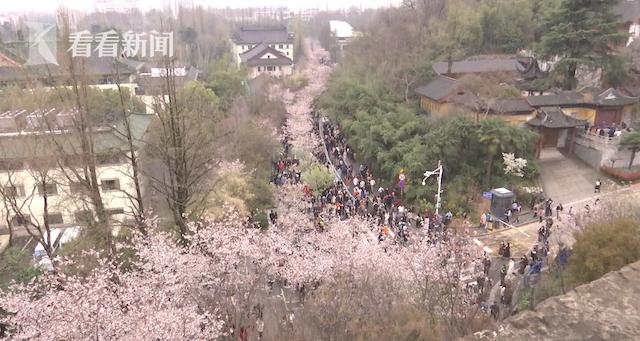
[537, 0, 627, 90]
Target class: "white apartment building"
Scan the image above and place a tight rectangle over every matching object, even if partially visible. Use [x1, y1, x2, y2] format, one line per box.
[231, 26, 295, 78]
[0, 109, 154, 232]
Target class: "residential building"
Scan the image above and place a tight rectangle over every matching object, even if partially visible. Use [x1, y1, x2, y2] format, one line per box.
[231, 26, 294, 78]
[417, 55, 639, 127]
[431, 55, 549, 96]
[0, 109, 154, 233]
[329, 20, 357, 59]
[525, 87, 639, 126]
[415, 75, 536, 124]
[134, 64, 200, 113]
[0, 55, 140, 88]
[298, 8, 319, 22]
[526, 107, 586, 158]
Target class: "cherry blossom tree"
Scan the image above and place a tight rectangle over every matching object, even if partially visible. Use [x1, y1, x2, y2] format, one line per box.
[502, 152, 527, 178]
[0, 40, 485, 340]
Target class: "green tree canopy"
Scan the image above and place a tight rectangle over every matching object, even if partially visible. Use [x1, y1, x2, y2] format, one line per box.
[569, 218, 640, 285]
[620, 131, 640, 169]
[537, 0, 628, 90]
[302, 162, 336, 195]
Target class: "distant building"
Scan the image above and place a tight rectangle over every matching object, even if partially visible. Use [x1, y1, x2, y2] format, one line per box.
[0, 109, 154, 232]
[298, 8, 319, 22]
[231, 26, 294, 78]
[134, 64, 200, 113]
[94, 0, 139, 12]
[415, 75, 536, 124]
[329, 20, 358, 59]
[525, 87, 639, 126]
[0, 55, 140, 88]
[526, 106, 586, 157]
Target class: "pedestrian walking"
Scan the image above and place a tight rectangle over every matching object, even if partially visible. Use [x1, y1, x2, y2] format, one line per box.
[256, 317, 264, 340]
[556, 203, 563, 221]
[490, 302, 500, 319]
[594, 178, 601, 193]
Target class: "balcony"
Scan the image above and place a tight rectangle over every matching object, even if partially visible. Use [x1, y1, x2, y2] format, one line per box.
[575, 130, 620, 149]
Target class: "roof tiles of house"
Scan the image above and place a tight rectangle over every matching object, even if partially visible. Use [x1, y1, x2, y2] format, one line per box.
[414, 75, 457, 101]
[526, 87, 639, 107]
[492, 99, 533, 113]
[0, 56, 136, 83]
[597, 88, 639, 106]
[232, 26, 294, 44]
[526, 107, 586, 128]
[240, 43, 292, 67]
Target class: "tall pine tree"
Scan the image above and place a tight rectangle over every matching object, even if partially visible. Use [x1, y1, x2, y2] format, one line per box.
[537, 0, 627, 90]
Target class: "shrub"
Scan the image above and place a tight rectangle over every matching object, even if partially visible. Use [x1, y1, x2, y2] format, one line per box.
[284, 74, 309, 91]
[302, 162, 335, 195]
[253, 211, 269, 230]
[568, 217, 640, 285]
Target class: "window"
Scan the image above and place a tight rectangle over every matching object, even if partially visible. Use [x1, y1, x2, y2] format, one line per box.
[4, 185, 25, 198]
[278, 66, 282, 71]
[266, 66, 275, 71]
[11, 215, 31, 226]
[38, 184, 58, 196]
[286, 51, 289, 56]
[46, 213, 64, 225]
[107, 208, 124, 216]
[74, 210, 93, 224]
[279, 44, 283, 49]
[101, 179, 120, 191]
[267, 54, 271, 59]
[257, 66, 261, 72]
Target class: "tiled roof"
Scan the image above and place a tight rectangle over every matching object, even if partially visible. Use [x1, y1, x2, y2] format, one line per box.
[0, 56, 136, 83]
[240, 43, 292, 67]
[526, 107, 586, 128]
[492, 99, 534, 113]
[0, 112, 154, 159]
[232, 26, 294, 44]
[526, 87, 639, 107]
[414, 76, 457, 101]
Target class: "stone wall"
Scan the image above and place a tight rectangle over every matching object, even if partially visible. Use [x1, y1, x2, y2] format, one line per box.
[463, 260, 640, 340]
[572, 132, 640, 169]
[572, 142, 604, 169]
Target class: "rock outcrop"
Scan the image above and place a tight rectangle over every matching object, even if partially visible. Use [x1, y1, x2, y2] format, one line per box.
[465, 260, 640, 340]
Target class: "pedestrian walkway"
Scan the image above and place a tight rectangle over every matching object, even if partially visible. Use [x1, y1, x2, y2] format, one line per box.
[538, 148, 619, 205]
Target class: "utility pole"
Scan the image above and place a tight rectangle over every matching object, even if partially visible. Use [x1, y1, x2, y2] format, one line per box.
[422, 160, 443, 216]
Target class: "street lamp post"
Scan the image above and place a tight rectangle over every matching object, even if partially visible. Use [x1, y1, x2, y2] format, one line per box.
[422, 160, 443, 216]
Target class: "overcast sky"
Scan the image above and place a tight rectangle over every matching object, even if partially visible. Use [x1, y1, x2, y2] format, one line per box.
[1, 0, 400, 13]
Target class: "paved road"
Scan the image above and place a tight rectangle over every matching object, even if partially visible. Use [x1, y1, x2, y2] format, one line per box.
[476, 184, 640, 257]
[538, 148, 619, 205]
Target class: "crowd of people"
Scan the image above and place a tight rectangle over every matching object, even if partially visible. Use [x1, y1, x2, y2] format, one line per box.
[315, 114, 454, 245]
[584, 121, 633, 138]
